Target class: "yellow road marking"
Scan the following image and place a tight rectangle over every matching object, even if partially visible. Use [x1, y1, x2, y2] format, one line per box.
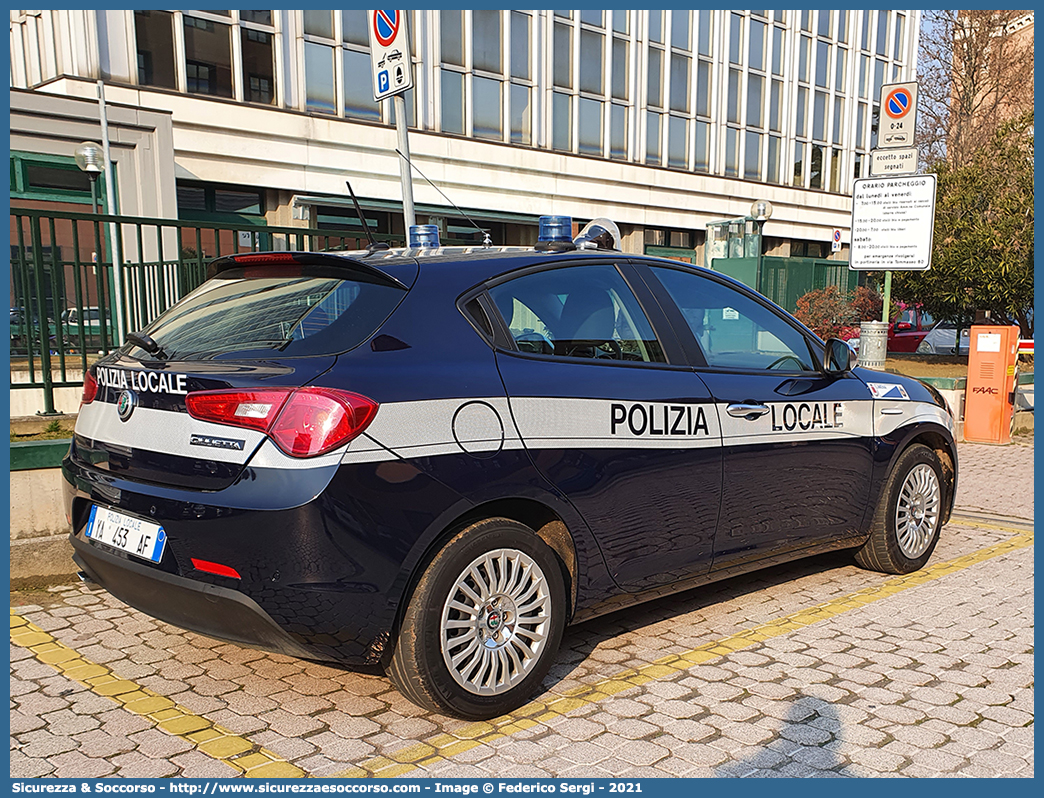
[331, 528, 1034, 778]
[9, 611, 305, 779]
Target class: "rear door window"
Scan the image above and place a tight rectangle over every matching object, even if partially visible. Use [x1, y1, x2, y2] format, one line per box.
[132, 265, 407, 360]
[488, 263, 666, 363]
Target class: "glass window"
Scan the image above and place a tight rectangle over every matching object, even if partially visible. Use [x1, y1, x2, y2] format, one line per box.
[859, 54, 869, 98]
[303, 10, 333, 39]
[671, 11, 690, 50]
[750, 20, 766, 71]
[668, 115, 688, 169]
[240, 10, 272, 26]
[729, 13, 743, 65]
[648, 11, 663, 44]
[554, 22, 572, 88]
[578, 97, 603, 155]
[184, 16, 233, 98]
[861, 12, 870, 50]
[798, 36, 810, 82]
[647, 49, 663, 107]
[612, 11, 629, 34]
[815, 40, 830, 87]
[696, 61, 710, 117]
[744, 131, 761, 180]
[441, 10, 463, 66]
[801, 10, 811, 32]
[304, 42, 335, 114]
[473, 10, 502, 73]
[177, 184, 207, 211]
[581, 10, 603, 27]
[835, 48, 847, 91]
[727, 69, 741, 124]
[856, 102, 866, 148]
[853, 152, 863, 181]
[214, 188, 262, 214]
[473, 76, 502, 140]
[893, 14, 905, 61]
[697, 11, 713, 56]
[610, 104, 627, 159]
[747, 74, 764, 128]
[772, 26, 784, 75]
[769, 79, 782, 131]
[651, 267, 814, 371]
[830, 149, 842, 193]
[24, 163, 91, 193]
[646, 112, 661, 165]
[818, 10, 832, 37]
[670, 54, 690, 113]
[554, 10, 573, 19]
[489, 264, 666, 363]
[694, 121, 709, 172]
[813, 91, 826, 141]
[833, 97, 844, 144]
[612, 39, 629, 101]
[510, 84, 532, 145]
[553, 92, 571, 151]
[795, 86, 807, 137]
[793, 141, 805, 185]
[873, 58, 885, 99]
[767, 135, 781, 183]
[876, 12, 888, 56]
[724, 127, 738, 177]
[342, 9, 368, 45]
[134, 11, 177, 90]
[810, 143, 824, 189]
[511, 12, 530, 79]
[580, 30, 604, 94]
[343, 49, 380, 120]
[241, 29, 275, 105]
[441, 69, 464, 134]
[837, 10, 849, 44]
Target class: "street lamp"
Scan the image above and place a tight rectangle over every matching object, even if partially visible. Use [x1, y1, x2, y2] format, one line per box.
[74, 141, 104, 213]
[750, 199, 773, 286]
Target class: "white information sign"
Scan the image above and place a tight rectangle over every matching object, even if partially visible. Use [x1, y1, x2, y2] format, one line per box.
[368, 9, 414, 101]
[870, 146, 919, 176]
[849, 174, 937, 271]
[877, 81, 918, 148]
[977, 333, 1002, 353]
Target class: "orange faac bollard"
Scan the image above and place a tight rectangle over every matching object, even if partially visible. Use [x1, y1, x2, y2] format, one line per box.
[963, 325, 1020, 444]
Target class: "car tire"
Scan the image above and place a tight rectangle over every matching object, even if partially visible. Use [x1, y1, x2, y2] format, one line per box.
[854, 444, 945, 574]
[386, 518, 567, 719]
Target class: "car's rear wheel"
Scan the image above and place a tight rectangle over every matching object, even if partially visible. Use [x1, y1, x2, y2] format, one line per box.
[855, 444, 944, 574]
[386, 518, 567, 719]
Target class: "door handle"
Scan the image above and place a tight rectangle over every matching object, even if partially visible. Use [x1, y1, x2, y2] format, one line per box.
[727, 402, 771, 420]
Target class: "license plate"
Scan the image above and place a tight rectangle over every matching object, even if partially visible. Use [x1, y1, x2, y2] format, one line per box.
[85, 506, 167, 564]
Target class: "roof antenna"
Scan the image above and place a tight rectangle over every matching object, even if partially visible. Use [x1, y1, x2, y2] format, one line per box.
[345, 181, 389, 251]
[393, 148, 492, 247]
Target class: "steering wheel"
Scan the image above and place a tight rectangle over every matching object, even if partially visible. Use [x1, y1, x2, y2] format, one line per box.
[515, 331, 554, 355]
[767, 354, 806, 371]
[567, 339, 623, 360]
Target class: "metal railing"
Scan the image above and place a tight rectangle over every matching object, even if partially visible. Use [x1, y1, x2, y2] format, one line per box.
[10, 208, 400, 415]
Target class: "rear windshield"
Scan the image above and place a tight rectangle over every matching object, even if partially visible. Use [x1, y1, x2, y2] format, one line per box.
[129, 265, 406, 360]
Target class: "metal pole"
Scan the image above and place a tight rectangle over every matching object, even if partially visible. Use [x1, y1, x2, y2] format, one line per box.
[89, 174, 99, 214]
[393, 94, 416, 230]
[98, 79, 126, 345]
[881, 270, 892, 324]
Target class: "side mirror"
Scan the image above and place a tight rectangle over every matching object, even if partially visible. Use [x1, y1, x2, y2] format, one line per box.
[823, 338, 855, 375]
[896, 322, 913, 331]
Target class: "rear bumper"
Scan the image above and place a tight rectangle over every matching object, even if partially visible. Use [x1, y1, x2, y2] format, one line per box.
[71, 533, 314, 660]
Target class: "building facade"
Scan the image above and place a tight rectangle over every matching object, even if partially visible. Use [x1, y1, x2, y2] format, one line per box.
[11, 9, 919, 262]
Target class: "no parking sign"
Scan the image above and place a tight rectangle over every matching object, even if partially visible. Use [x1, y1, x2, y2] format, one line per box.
[368, 9, 413, 101]
[877, 81, 918, 148]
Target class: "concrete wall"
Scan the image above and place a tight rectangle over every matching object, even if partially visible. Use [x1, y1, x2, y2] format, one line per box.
[10, 467, 77, 582]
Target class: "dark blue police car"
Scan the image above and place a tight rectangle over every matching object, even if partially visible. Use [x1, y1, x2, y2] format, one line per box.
[64, 218, 957, 719]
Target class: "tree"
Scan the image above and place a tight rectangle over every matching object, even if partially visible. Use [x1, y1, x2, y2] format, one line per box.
[794, 285, 887, 341]
[916, 10, 1034, 168]
[894, 113, 1034, 337]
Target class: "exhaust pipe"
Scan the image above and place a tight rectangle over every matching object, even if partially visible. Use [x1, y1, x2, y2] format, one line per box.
[76, 570, 96, 585]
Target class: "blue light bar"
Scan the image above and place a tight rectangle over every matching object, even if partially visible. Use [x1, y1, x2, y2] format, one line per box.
[408, 224, 440, 248]
[537, 215, 573, 243]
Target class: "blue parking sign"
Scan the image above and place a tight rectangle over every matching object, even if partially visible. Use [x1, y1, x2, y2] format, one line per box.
[378, 70, 390, 94]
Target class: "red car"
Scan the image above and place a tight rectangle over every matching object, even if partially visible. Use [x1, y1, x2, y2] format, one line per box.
[888, 307, 935, 352]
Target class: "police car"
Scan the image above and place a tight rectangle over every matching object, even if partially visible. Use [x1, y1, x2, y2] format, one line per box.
[63, 217, 957, 720]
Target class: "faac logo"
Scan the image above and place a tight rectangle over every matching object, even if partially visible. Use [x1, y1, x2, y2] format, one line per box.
[611, 403, 710, 437]
[972, 386, 998, 395]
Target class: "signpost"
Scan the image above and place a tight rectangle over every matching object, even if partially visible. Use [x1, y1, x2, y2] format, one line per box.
[367, 9, 415, 228]
[877, 81, 918, 148]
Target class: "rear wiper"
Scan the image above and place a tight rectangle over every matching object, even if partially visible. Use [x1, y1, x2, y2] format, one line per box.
[126, 330, 168, 360]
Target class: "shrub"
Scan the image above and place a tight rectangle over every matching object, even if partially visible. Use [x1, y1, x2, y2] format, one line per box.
[794, 286, 857, 339]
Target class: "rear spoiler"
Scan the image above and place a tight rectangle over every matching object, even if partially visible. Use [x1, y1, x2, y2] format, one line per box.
[207, 251, 407, 289]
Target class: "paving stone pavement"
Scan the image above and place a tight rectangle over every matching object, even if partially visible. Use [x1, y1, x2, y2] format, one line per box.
[10, 441, 1033, 779]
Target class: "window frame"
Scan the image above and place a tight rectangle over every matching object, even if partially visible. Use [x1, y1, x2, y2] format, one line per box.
[633, 258, 826, 374]
[472, 258, 688, 370]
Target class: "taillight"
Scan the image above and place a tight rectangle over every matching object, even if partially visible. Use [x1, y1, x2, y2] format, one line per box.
[81, 370, 99, 405]
[186, 387, 378, 458]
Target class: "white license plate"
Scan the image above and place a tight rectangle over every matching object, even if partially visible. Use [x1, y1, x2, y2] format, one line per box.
[85, 505, 167, 564]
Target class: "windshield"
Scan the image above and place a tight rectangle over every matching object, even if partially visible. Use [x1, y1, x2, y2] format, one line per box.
[128, 266, 406, 360]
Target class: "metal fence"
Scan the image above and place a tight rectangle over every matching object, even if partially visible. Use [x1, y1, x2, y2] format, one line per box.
[10, 208, 397, 415]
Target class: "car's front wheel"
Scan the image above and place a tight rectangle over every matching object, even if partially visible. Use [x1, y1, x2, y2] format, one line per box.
[855, 444, 945, 574]
[387, 518, 567, 719]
